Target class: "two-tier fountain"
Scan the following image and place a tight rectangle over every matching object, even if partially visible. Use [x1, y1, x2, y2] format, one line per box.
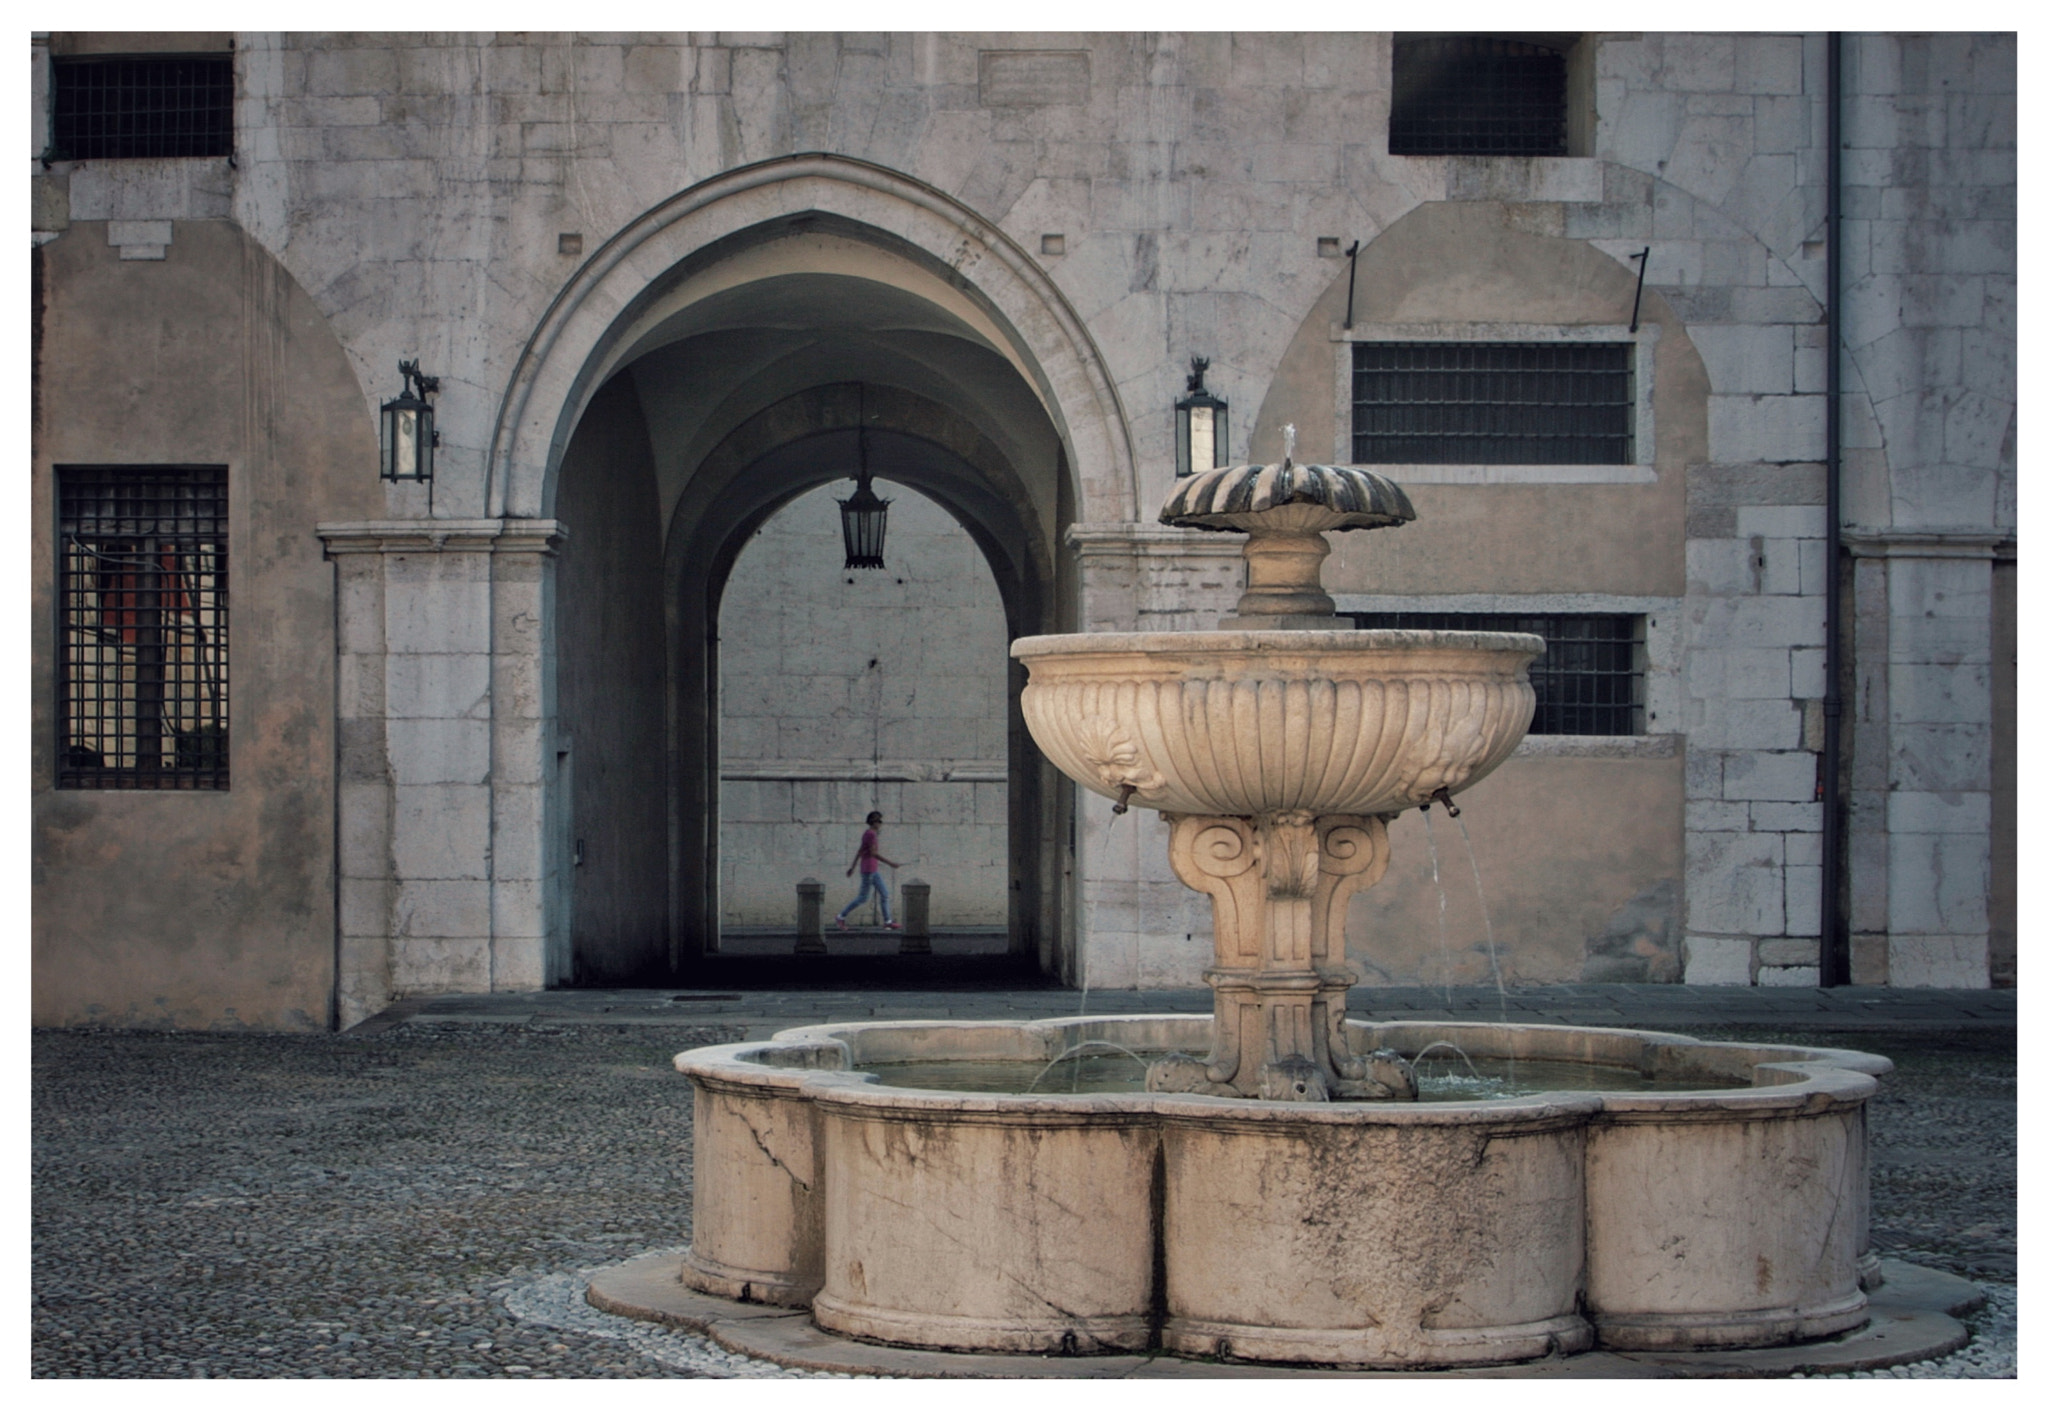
[664, 456, 1889, 1368]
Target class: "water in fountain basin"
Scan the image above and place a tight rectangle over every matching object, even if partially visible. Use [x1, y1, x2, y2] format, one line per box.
[861, 1053, 1747, 1101]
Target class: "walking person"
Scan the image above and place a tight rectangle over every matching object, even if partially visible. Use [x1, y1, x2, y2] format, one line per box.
[836, 810, 902, 930]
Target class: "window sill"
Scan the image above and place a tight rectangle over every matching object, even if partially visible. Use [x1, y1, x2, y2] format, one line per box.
[1357, 462, 1656, 486]
[1512, 734, 1677, 759]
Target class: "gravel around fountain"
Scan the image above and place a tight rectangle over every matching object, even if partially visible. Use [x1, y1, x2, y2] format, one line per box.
[31, 1011, 2013, 1378]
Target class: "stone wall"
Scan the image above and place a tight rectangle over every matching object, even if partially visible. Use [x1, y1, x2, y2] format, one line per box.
[27, 31, 2015, 1019]
[718, 483, 1011, 927]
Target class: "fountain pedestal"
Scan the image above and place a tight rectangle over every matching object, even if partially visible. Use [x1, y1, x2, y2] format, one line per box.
[1154, 811, 1413, 1099]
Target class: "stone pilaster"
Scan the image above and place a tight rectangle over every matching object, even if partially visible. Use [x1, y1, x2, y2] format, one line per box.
[1842, 529, 2013, 988]
[317, 519, 567, 1025]
[1063, 522, 1244, 990]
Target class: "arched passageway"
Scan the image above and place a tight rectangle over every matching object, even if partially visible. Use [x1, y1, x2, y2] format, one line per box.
[716, 480, 1011, 944]
[545, 197, 1096, 985]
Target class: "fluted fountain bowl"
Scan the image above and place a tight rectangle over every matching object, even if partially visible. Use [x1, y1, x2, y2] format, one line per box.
[1010, 628, 1542, 817]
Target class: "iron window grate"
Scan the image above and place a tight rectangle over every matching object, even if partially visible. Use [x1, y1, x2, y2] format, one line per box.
[57, 466, 229, 789]
[1346, 612, 1644, 736]
[50, 54, 234, 161]
[1390, 36, 1568, 157]
[1352, 342, 1632, 465]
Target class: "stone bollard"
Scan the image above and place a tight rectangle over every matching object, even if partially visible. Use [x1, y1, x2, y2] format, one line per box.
[899, 879, 932, 955]
[795, 878, 826, 954]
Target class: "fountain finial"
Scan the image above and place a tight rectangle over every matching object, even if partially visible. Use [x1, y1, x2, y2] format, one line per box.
[1158, 456, 1414, 628]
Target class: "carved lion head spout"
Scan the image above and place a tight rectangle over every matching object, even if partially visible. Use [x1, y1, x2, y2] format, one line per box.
[1073, 718, 1165, 800]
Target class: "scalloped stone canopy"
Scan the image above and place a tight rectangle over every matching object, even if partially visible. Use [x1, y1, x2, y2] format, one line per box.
[1159, 461, 1416, 534]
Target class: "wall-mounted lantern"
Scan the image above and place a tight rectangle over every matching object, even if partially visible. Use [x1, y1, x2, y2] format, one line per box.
[1175, 356, 1230, 477]
[380, 359, 440, 482]
[838, 385, 890, 570]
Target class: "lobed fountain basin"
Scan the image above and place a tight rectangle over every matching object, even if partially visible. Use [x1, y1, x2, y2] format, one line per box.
[675, 1016, 1890, 1368]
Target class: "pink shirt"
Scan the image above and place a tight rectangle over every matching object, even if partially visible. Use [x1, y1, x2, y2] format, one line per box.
[857, 828, 881, 873]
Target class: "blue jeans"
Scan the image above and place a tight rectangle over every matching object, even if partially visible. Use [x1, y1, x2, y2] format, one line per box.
[837, 870, 893, 924]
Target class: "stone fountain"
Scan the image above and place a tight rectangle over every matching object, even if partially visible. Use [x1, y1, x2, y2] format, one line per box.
[1021, 455, 1534, 1101]
[664, 457, 1891, 1368]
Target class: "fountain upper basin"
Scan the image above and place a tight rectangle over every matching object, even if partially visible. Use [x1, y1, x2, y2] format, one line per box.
[1011, 628, 1540, 817]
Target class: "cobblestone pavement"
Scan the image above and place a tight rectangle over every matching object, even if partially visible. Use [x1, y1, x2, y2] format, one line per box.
[32, 1023, 735, 1378]
[31, 988, 2015, 1378]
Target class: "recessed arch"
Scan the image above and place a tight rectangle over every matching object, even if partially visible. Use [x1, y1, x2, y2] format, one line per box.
[487, 152, 1138, 527]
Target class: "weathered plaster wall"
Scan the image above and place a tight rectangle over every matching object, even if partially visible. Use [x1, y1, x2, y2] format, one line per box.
[1260, 201, 1700, 599]
[718, 483, 1011, 927]
[31, 220, 380, 1028]
[554, 374, 667, 981]
[1349, 753, 1687, 987]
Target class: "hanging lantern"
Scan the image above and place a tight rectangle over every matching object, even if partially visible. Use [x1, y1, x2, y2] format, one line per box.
[379, 359, 440, 483]
[838, 386, 890, 569]
[839, 473, 890, 569]
[1174, 355, 1230, 477]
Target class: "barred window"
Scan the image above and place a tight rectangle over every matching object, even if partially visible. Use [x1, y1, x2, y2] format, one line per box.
[49, 53, 234, 161]
[58, 467, 229, 789]
[1347, 612, 1643, 736]
[1390, 36, 1568, 157]
[1352, 342, 1633, 465]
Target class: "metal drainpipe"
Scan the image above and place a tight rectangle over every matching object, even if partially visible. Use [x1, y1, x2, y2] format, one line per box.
[1820, 31, 1847, 986]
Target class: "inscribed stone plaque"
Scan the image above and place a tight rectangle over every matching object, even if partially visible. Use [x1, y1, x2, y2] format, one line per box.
[978, 50, 1089, 107]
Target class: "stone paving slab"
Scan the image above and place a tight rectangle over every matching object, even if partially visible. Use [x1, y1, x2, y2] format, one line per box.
[586, 1252, 1977, 1379]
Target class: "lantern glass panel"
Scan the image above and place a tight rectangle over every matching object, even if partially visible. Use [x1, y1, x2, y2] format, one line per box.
[392, 407, 418, 478]
[1188, 403, 1216, 473]
[415, 407, 434, 481]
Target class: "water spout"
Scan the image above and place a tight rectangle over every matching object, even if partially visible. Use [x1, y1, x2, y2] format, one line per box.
[1423, 786, 1460, 817]
[1424, 808, 1451, 1005]
[1409, 1039, 1483, 1080]
[1111, 782, 1136, 814]
[1454, 812, 1509, 1023]
[1024, 1038, 1154, 1093]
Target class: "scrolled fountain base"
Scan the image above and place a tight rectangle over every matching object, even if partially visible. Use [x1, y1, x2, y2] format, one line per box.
[1143, 1047, 1417, 1101]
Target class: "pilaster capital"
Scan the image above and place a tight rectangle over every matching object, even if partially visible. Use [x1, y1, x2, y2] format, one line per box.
[1840, 527, 2015, 561]
[1064, 521, 1242, 560]
[315, 518, 569, 558]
